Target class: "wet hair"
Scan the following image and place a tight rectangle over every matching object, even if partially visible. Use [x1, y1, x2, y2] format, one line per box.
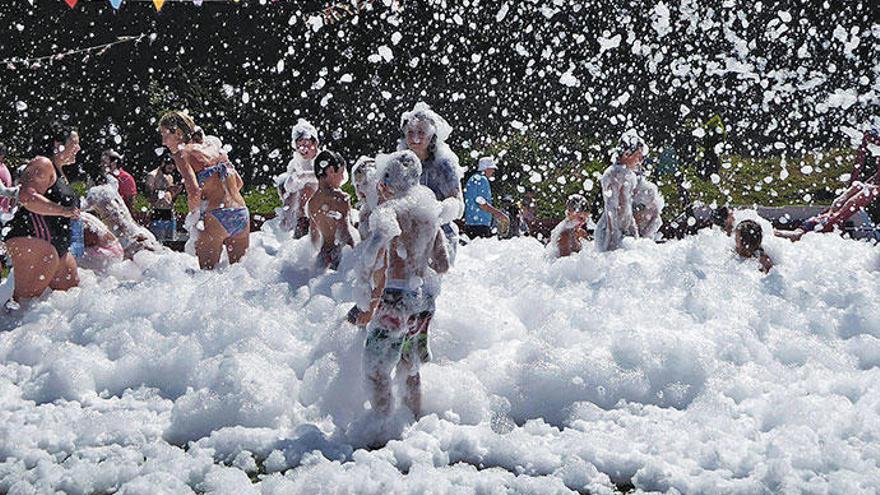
[566, 194, 589, 213]
[42, 121, 77, 157]
[618, 129, 647, 156]
[711, 206, 730, 227]
[735, 220, 763, 255]
[103, 149, 123, 166]
[314, 150, 345, 179]
[158, 111, 202, 143]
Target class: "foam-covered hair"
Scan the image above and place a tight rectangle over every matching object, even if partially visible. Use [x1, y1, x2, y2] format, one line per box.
[566, 194, 589, 212]
[351, 155, 376, 180]
[618, 129, 649, 157]
[291, 118, 319, 146]
[399, 102, 452, 143]
[376, 150, 422, 196]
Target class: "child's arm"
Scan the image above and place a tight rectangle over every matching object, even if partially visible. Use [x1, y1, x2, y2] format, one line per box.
[758, 251, 774, 273]
[338, 198, 356, 248]
[429, 229, 450, 274]
[357, 249, 387, 326]
[557, 229, 573, 257]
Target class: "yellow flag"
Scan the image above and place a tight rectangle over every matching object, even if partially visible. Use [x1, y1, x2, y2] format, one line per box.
[153, 0, 165, 11]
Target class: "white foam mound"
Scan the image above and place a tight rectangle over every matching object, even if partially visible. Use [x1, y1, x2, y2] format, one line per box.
[1, 220, 880, 493]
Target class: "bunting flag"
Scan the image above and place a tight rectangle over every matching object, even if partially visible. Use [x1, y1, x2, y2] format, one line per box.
[193, 0, 203, 5]
[109, 0, 123, 9]
[153, 0, 165, 11]
[64, 0, 78, 8]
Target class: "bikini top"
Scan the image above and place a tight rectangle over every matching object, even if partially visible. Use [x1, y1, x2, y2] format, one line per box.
[196, 162, 234, 187]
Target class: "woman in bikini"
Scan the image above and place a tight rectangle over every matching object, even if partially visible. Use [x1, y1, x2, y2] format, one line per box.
[3, 123, 82, 301]
[158, 111, 250, 270]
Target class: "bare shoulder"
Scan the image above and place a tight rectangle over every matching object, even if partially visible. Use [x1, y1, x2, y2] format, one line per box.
[23, 156, 54, 180]
[330, 189, 350, 206]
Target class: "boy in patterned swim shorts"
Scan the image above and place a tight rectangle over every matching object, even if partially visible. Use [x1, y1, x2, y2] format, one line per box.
[357, 150, 450, 417]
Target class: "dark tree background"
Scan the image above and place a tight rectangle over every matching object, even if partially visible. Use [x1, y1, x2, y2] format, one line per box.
[0, 0, 876, 193]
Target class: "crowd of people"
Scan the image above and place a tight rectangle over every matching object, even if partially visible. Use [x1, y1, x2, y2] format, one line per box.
[0, 105, 876, 418]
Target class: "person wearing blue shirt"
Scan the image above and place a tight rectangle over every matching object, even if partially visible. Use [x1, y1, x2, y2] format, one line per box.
[464, 157, 508, 239]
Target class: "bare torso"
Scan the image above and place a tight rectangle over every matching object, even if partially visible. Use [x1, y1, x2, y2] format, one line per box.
[179, 139, 246, 211]
[308, 186, 353, 250]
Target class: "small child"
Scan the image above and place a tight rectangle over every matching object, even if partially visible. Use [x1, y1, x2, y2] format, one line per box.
[347, 156, 379, 327]
[735, 220, 773, 273]
[307, 150, 356, 270]
[549, 194, 591, 258]
[358, 150, 450, 418]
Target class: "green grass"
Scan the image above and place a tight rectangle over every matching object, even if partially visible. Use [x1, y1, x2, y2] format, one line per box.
[74, 148, 856, 221]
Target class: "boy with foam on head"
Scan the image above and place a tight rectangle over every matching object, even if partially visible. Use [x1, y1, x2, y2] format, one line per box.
[734, 219, 773, 273]
[357, 150, 450, 418]
[549, 194, 591, 258]
[306, 150, 356, 271]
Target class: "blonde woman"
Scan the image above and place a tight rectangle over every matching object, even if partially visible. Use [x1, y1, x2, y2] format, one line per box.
[158, 111, 249, 269]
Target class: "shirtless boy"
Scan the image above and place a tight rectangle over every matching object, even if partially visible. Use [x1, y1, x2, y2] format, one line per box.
[358, 150, 450, 417]
[307, 150, 355, 270]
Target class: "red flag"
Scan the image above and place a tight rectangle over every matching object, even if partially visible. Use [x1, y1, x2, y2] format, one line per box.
[65, 0, 78, 8]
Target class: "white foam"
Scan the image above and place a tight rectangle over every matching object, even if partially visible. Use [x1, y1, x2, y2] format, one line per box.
[1, 222, 879, 492]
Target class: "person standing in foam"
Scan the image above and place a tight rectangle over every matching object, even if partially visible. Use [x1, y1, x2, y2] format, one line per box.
[346, 156, 381, 326]
[594, 130, 645, 252]
[2, 123, 81, 301]
[276, 119, 320, 237]
[306, 150, 356, 270]
[632, 161, 665, 240]
[358, 150, 450, 417]
[159, 111, 250, 270]
[463, 156, 509, 239]
[398, 103, 464, 263]
[351, 156, 378, 241]
[549, 194, 591, 258]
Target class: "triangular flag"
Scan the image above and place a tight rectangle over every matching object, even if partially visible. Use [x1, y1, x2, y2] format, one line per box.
[65, 0, 78, 8]
[193, 0, 203, 5]
[26, 0, 34, 6]
[109, 0, 123, 9]
[152, 0, 165, 11]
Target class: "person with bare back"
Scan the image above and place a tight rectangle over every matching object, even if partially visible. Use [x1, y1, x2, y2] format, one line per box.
[307, 150, 356, 270]
[357, 150, 450, 418]
[158, 111, 250, 270]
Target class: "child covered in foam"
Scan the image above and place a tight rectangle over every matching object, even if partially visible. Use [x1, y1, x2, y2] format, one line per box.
[356, 150, 450, 418]
[85, 181, 164, 259]
[79, 212, 124, 270]
[276, 119, 320, 237]
[594, 130, 644, 252]
[548, 194, 591, 258]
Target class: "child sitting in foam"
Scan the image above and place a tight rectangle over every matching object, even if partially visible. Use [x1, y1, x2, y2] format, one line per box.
[85, 180, 164, 259]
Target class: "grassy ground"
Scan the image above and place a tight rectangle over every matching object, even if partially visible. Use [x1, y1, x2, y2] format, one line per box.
[78, 149, 856, 221]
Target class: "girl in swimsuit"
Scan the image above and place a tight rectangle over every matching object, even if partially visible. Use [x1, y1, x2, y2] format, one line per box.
[158, 111, 250, 270]
[3, 123, 81, 301]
